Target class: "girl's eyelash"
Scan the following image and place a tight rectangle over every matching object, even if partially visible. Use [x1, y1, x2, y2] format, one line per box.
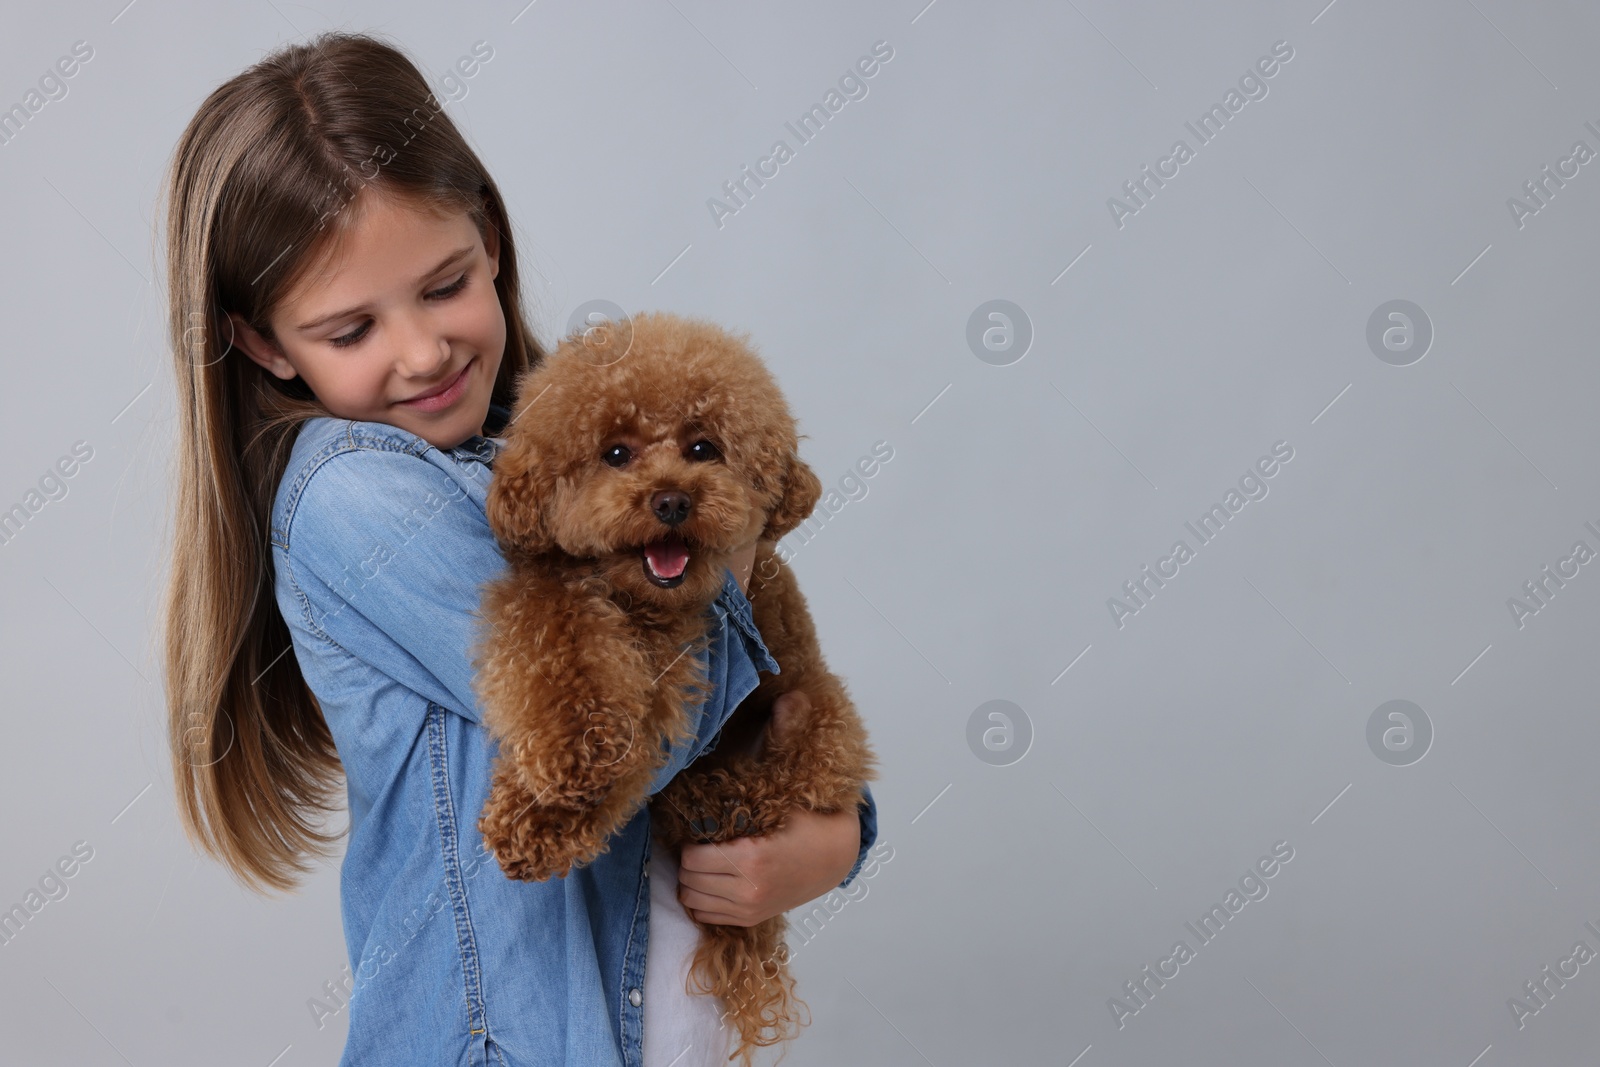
[330, 322, 369, 348]
[327, 271, 471, 348]
[428, 272, 469, 299]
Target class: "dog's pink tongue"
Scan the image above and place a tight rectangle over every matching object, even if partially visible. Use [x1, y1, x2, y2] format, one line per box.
[644, 539, 690, 578]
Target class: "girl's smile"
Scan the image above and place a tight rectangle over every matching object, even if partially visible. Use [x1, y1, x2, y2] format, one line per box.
[396, 354, 477, 412]
[229, 189, 507, 449]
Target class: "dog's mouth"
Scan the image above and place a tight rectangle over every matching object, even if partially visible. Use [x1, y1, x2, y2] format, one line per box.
[640, 533, 691, 588]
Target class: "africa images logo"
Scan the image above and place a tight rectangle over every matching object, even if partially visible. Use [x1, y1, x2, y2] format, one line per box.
[1108, 840, 1296, 1029]
[1106, 40, 1295, 229]
[706, 40, 895, 229]
[1107, 440, 1295, 629]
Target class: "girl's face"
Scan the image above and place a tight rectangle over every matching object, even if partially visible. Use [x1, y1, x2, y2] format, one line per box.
[230, 190, 507, 450]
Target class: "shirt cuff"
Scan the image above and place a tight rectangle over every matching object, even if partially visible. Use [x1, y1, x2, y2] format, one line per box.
[838, 781, 879, 889]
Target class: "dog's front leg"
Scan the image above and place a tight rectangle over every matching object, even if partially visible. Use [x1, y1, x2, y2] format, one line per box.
[474, 569, 671, 877]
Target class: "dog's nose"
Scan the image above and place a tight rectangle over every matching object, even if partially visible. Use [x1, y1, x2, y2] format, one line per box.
[651, 490, 691, 527]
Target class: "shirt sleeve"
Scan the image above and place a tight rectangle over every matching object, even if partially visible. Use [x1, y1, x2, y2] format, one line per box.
[281, 447, 507, 724]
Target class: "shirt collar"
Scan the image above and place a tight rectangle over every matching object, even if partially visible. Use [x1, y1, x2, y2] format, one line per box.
[449, 402, 512, 463]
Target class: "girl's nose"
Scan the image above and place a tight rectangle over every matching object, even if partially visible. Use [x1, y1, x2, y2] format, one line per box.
[396, 319, 452, 378]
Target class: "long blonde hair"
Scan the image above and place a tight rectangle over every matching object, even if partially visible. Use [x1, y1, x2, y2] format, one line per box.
[162, 31, 545, 893]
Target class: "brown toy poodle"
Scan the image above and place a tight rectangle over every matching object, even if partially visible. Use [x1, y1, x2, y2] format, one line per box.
[471, 310, 878, 1063]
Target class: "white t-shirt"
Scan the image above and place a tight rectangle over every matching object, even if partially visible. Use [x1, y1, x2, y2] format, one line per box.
[643, 834, 735, 1066]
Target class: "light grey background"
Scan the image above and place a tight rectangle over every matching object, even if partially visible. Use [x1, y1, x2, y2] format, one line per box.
[3, 1, 1598, 1064]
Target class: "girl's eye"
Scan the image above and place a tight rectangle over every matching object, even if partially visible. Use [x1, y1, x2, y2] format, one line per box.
[329, 321, 370, 348]
[602, 444, 632, 468]
[326, 272, 469, 348]
[687, 439, 721, 462]
[428, 272, 469, 300]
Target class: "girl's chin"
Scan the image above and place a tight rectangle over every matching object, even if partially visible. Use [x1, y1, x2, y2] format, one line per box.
[402, 407, 491, 450]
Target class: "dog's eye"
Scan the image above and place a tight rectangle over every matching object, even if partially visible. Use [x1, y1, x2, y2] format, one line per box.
[601, 444, 632, 468]
[687, 440, 721, 462]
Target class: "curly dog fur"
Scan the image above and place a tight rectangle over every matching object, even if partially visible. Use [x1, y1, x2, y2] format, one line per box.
[472, 310, 877, 1064]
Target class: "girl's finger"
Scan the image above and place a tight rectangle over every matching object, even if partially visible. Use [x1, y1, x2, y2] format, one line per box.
[687, 909, 751, 927]
[767, 690, 810, 746]
[676, 867, 745, 896]
[678, 840, 759, 877]
[677, 884, 737, 913]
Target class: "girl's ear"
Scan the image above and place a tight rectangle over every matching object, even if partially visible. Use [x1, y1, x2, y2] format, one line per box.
[761, 453, 822, 542]
[228, 312, 297, 380]
[486, 441, 554, 555]
[482, 218, 502, 282]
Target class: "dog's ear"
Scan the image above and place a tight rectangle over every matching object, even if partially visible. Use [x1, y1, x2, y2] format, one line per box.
[761, 452, 821, 542]
[486, 442, 556, 555]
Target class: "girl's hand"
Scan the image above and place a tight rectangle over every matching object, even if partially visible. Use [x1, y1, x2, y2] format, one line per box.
[676, 806, 860, 927]
[676, 692, 860, 926]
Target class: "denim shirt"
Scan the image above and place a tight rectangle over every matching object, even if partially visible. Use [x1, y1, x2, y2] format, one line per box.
[269, 407, 878, 1066]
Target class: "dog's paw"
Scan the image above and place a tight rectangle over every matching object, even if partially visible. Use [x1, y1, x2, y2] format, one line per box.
[686, 809, 748, 844]
[480, 772, 612, 881]
[480, 802, 603, 882]
[683, 798, 771, 844]
[483, 841, 568, 884]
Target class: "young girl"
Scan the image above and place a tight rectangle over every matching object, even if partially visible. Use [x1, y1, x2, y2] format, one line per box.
[160, 32, 877, 1067]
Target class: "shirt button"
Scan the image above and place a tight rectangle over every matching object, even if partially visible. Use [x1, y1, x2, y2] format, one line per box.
[629, 988, 643, 1007]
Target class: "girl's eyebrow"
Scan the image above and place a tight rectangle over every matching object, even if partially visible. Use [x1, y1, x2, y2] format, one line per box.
[294, 245, 477, 331]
